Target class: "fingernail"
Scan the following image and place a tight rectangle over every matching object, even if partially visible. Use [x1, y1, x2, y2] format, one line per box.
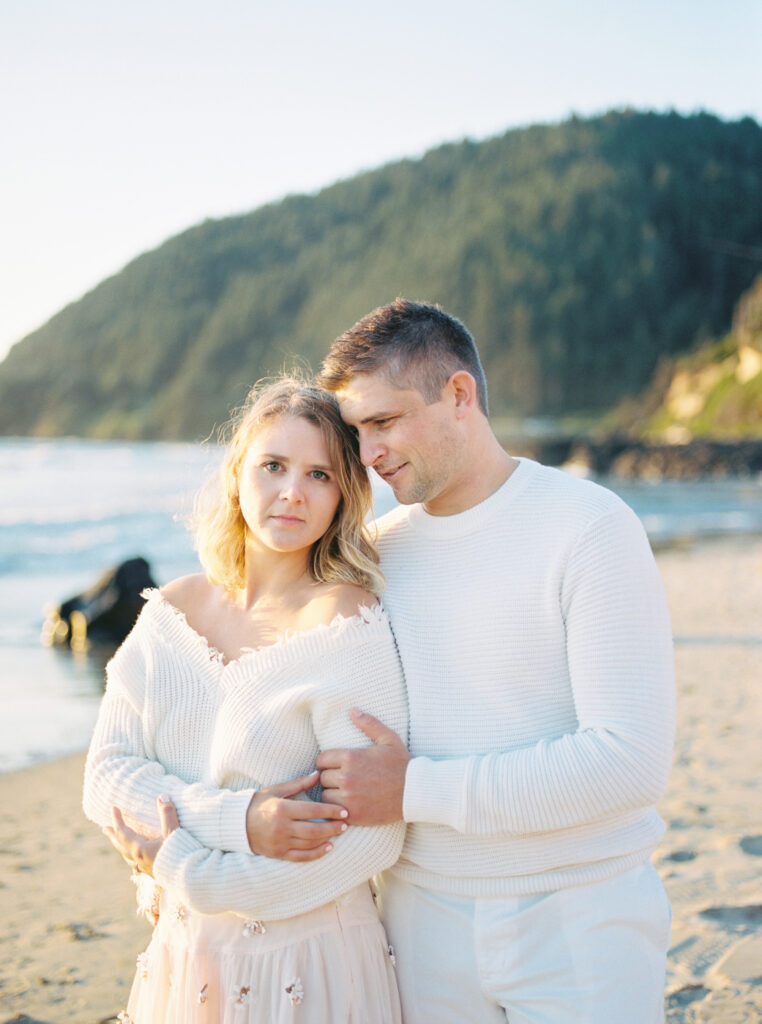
[340, 824, 348, 832]
[339, 809, 348, 818]
[325, 844, 333, 852]
[158, 793, 170, 803]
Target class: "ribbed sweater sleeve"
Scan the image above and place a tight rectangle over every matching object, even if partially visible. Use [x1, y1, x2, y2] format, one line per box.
[402, 504, 675, 836]
[152, 633, 407, 921]
[82, 611, 254, 854]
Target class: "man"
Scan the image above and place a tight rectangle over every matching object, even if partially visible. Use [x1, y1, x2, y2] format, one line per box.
[311, 299, 675, 1023]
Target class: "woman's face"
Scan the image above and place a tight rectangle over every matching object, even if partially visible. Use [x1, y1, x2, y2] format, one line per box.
[237, 414, 342, 557]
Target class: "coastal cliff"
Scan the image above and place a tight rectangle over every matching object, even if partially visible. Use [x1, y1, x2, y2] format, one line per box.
[504, 275, 762, 479]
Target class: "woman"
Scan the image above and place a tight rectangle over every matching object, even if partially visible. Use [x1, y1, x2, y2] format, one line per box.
[82, 377, 407, 1023]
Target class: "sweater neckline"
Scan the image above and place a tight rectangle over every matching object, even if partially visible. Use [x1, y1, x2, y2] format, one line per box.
[404, 457, 540, 538]
[141, 588, 388, 672]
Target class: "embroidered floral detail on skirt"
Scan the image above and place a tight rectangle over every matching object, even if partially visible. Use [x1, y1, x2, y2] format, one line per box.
[243, 919, 267, 937]
[121, 884, 402, 1021]
[233, 985, 253, 1005]
[284, 977, 304, 1006]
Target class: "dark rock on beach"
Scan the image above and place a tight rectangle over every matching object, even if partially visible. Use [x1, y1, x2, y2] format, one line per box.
[42, 556, 156, 653]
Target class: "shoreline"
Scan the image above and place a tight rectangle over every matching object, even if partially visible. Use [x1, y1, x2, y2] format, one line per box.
[1, 530, 758, 783]
[502, 434, 762, 481]
[1, 536, 761, 1022]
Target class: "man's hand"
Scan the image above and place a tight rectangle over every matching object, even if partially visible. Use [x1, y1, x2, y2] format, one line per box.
[246, 771, 349, 861]
[103, 794, 179, 878]
[316, 709, 410, 826]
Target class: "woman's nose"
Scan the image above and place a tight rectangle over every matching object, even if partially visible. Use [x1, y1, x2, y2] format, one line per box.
[280, 475, 305, 502]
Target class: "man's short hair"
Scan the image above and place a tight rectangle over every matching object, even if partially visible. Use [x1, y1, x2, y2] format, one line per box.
[318, 298, 489, 414]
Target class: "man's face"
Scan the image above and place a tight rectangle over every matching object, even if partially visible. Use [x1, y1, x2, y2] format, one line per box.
[336, 372, 462, 509]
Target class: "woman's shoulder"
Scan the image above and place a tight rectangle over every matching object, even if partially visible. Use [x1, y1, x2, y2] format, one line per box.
[159, 573, 215, 618]
[109, 575, 210, 675]
[298, 581, 378, 630]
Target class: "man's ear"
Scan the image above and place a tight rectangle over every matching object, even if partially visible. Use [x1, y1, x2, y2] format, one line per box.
[446, 371, 477, 419]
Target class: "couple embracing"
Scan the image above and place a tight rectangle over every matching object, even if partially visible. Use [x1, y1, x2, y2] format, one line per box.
[84, 299, 675, 1023]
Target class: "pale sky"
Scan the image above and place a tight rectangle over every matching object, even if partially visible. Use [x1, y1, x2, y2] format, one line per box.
[1, 0, 760, 362]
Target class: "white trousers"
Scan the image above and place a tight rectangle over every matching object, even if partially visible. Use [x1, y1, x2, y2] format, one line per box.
[374, 862, 671, 1024]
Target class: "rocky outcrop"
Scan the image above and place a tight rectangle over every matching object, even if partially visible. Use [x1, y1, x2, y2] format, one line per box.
[612, 273, 762, 443]
[506, 435, 762, 480]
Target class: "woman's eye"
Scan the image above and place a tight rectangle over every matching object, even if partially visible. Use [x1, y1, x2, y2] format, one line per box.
[264, 461, 281, 472]
[310, 470, 330, 481]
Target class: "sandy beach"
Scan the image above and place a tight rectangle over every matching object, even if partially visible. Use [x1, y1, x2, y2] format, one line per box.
[1, 536, 760, 1023]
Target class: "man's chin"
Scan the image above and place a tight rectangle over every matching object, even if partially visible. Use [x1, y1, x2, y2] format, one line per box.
[389, 480, 428, 506]
[374, 466, 428, 505]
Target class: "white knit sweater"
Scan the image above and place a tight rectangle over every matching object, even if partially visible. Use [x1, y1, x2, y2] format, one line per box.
[376, 457, 675, 897]
[82, 591, 407, 920]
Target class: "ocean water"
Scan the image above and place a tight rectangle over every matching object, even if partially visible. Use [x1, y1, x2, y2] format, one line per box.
[0, 438, 216, 774]
[1, 437, 761, 773]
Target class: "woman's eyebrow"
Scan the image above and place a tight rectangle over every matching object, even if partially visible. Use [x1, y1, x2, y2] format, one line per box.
[260, 451, 333, 472]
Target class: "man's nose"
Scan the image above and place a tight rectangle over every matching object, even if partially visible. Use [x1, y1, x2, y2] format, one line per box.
[359, 437, 386, 467]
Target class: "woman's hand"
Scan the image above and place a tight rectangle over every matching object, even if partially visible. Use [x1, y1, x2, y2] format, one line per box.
[103, 795, 180, 878]
[245, 772, 349, 861]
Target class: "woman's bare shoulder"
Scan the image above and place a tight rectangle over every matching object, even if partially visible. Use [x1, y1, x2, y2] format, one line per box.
[160, 573, 215, 617]
[299, 581, 378, 630]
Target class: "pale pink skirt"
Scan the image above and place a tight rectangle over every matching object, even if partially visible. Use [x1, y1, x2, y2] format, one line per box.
[122, 882, 402, 1024]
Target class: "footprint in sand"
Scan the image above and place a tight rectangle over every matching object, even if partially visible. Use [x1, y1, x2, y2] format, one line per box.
[739, 835, 762, 856]
[700, 905, 762, 927]
[666, 984, 710, 1010]
[53, 921, 108, 941]
[663, 849, 697, 863]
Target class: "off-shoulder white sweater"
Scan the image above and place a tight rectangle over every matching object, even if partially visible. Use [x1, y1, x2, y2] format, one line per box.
[378, 457, 675, 897]
[82, 592, 407, 920]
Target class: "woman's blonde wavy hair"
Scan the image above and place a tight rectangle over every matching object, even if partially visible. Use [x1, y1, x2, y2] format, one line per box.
[193, 375, 384, 597]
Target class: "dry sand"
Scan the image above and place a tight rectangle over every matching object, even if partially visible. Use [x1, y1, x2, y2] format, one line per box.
[1, 536, 760, 1023]
[653, 537, 762, 1022]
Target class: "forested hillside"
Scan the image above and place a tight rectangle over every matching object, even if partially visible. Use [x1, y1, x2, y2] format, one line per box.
[1, 109, 761, 439]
